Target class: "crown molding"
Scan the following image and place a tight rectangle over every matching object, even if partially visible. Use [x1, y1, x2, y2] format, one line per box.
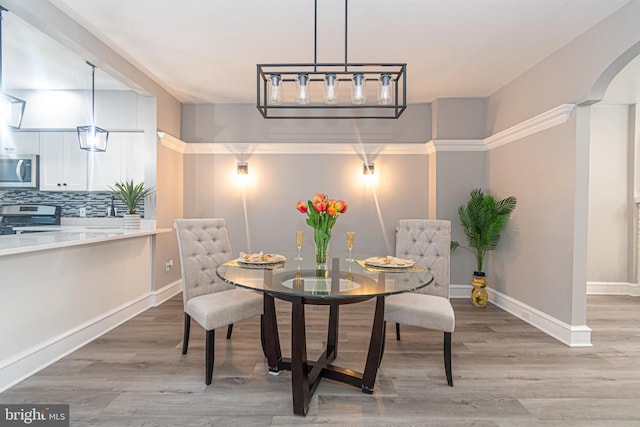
[485, 104, 576, 150]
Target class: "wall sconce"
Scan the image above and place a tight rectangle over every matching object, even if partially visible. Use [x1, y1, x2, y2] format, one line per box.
[363, 162, 375, 175]
[237, 162, 248, 175]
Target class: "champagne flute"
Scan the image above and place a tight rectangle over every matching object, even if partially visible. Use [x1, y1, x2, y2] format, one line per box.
[295, 230, 304, 260]
[346, 231, 355, 262]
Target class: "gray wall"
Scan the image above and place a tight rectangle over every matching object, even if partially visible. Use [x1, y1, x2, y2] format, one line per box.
[488, 118, 578, 324]
[181, 100, 494, 287]
[183, 152, 429, 259]
[485, 1, 640, 328]
[435, 150, 488, 285]
[433, 98, 488, 139]
[181, 103, 432, 144]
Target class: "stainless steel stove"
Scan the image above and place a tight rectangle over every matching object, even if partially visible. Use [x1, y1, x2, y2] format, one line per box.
[0, 204, 62, 235]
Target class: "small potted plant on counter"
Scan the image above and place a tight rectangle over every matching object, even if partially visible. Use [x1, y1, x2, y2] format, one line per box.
[109, 180, 154, 229]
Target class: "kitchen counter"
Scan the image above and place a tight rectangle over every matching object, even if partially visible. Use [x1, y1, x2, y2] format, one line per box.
[0, 220, 176, 392]
[0, 223, 171, 257]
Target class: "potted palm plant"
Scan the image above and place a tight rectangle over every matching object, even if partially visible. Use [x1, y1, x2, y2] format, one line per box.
[452, 188, 517, 307]
[109, 180, 154, 229]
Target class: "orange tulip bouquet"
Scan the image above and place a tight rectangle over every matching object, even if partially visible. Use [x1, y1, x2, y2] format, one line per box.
[296, 193, 348, 267]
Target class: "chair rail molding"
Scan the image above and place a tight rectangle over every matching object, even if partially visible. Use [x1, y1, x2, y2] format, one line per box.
[485, 104, 576, 150]
[160, 139, 430, 155]
[158, 132, 187, 153]
[426, 140, 486, 154]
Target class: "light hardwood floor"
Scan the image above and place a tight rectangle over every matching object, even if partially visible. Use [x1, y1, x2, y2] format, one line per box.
[1, 294, 639, 426]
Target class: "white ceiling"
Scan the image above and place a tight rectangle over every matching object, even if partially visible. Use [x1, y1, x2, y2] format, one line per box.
[2, 0, 638, 104]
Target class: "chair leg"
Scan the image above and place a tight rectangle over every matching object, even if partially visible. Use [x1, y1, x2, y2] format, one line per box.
[205, 329, 215, 385]
[395, 322, 401, 341]
[182, 313, 191, 355]
[444, 332, 453, 386]
[226, 324, 234, 340]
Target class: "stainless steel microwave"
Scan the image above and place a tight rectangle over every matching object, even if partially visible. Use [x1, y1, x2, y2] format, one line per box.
[0, 155, 39, 188]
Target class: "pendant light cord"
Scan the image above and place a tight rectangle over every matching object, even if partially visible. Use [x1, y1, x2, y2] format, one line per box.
[86, 61, 96, 126]
[313, 0, 317, 71]
[0, 7, 5, 90]
[312, 0, 349, 72]
[344, 0, 348, 72]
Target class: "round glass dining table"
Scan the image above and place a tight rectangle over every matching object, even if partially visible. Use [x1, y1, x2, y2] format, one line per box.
[217, 256, 434, 416]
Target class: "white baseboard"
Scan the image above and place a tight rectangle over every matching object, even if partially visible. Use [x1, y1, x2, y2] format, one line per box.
[485, 287, 592, 347]
[587, 281, 640, 296]
[450, 284, 472, 299]
[0, 292, 157, 393]
[450, 284, 591, 346]
[151, 280, 182, 306]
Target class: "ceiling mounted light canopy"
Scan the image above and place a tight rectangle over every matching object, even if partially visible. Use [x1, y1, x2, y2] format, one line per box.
[77, 61, 109, 152]
[0, 7, 26, 129]
[257, 0, 406, 119]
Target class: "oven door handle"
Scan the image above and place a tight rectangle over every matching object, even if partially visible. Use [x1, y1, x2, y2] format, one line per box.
[15, 159, 25, 182]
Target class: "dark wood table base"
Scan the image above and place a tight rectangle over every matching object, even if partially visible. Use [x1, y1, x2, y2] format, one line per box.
[261, 293, 386, 416]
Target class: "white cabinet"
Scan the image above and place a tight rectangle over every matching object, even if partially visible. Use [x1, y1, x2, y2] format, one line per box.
[87, 132, 146, 191]
[0, 132, 39, 155]
[38, 131, 145, 192]
[122, 133, 146, 184]
[87, 133, 123, 191]
[39, 132, 88, 191]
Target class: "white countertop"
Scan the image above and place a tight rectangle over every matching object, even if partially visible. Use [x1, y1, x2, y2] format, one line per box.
[0, 222, 171, 257]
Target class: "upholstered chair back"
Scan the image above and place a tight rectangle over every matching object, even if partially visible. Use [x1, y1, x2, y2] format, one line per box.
[395, 219, 451, 298]
[173, 218, 235, 305]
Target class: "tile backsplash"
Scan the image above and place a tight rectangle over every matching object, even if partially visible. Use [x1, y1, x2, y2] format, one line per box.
[0, 190, 145, 218]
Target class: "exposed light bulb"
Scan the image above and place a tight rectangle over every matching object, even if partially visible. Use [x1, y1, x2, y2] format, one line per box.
[351, 73, 366, 105]
[237, 162, 248, 175]
[269, 74, 282, 105]
[0, 101, 10, 125]
[88, 127, 97, 148]
[324, 73, 338, 104]
[378, 73, 392, 105]
[296, 73, 310, 105]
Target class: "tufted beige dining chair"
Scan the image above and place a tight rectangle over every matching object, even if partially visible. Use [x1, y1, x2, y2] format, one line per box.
[384, 219, 455, 386]
[173, 218, 263, 385]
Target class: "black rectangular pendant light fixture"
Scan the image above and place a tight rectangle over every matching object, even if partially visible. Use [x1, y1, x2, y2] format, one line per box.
[256, 0, 406, 119]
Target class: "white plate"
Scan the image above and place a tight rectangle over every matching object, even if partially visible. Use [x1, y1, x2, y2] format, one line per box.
[364, 256, 414, 269]
[237, 254, 286, 265]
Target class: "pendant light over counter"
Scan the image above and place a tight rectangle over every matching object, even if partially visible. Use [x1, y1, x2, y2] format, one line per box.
[77, 61, 109, 152]
[0, 6, 26, 129]
[256, 0, 406, 119]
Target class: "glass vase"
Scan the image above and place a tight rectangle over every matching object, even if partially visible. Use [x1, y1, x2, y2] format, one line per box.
[315, 251, 328, 270]
[314, 226, 331, 270]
